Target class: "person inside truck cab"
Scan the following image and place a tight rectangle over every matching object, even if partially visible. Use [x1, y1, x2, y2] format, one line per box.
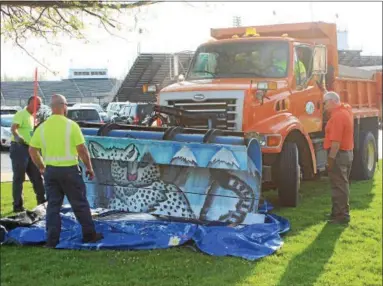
[295, 48, 307, 84]
[271, 48, 288, 76]
[271, 47, 306, 81]
[233, 51, 260, 73]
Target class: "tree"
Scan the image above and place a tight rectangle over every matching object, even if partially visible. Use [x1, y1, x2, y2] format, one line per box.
[0, 1, 159, 73]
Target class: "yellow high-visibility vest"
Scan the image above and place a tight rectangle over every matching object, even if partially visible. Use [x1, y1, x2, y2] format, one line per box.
[11, 108, 34, 144]
[295, 61, 307, 82]
[29, 115, 85, 167]
[273, 60, 306, 80]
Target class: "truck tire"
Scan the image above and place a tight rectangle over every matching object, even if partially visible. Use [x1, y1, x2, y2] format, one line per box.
[351, 131, 377, 180]
[277, 142, 301, 207]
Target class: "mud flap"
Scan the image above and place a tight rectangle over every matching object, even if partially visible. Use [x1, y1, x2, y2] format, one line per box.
[78, 126, 263, 225]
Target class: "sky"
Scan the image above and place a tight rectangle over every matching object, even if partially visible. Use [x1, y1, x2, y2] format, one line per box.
[1, 1, 382, 80]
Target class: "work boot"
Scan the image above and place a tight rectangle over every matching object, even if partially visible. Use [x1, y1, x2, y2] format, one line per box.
[325, 213, 336, 220]
[327, 217, 350, 225]
[44, 238, 59, 249]
[82, 232, 104, 243]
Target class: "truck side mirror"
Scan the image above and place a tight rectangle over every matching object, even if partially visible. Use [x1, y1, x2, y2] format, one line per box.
[312, 45, 327, 75]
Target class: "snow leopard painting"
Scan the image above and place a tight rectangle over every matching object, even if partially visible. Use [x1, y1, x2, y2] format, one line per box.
[84, 137, 261, 225]
[88, 141, 195, 219]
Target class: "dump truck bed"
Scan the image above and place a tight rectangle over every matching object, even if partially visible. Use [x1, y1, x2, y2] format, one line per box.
[334, 71, 382, 120]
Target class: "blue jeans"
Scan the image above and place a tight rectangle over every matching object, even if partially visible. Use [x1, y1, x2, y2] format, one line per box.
[9, 142, 46, 209]
[44, 165, 96, 246]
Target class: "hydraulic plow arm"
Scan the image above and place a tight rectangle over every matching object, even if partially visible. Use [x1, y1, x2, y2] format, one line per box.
[143, 104, 220, 129]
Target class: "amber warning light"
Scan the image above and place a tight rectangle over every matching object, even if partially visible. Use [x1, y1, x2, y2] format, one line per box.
[143, 84, 158, 93]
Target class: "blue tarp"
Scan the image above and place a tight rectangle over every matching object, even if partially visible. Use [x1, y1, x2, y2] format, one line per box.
[1, 202, 290, 261]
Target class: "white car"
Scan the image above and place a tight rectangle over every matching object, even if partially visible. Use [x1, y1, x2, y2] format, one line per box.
[106, 102, 130, 118]
[1, 106, 21, 115]
[1, 114, 14, 149]
[36, 104, 52, 124]
[67, 107, 103, 123]
[72, 103, 109, 122]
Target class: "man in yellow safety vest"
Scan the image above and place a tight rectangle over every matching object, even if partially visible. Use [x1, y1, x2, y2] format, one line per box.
[29, 94, 103, 248]
[10, 96, 46, 213]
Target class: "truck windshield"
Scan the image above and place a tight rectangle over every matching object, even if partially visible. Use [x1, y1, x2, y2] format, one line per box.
[187, 41, 289, 79]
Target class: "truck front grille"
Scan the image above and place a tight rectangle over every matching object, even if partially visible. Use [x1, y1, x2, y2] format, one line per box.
[167, 98, 238, 130]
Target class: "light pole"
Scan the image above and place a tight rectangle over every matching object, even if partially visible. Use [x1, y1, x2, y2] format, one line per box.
[137, 28, 143, 55]
[233, 16, 242, 27]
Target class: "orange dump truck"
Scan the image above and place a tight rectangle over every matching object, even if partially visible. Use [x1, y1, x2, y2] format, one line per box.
[157, 22, 382, 207]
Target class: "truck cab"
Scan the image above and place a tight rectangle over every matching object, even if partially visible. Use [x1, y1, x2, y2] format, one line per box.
[160, 29, 327, 133]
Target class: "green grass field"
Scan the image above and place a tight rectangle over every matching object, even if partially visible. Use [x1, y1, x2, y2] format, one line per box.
[1, 162, 382, 286]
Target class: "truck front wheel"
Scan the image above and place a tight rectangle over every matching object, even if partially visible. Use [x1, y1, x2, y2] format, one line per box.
[277, 142, 301, 207]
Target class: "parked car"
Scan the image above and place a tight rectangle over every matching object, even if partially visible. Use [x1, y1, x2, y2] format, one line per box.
[106, 102, 130, 118]
[1, 106, 22, 115]
[1, 114, 14, 149]
[72, 103, 109, 122]
[67, 107, 103, 123]
[112, 103, 154, 125]
[128, 103, 155, 125]
[36, 104, 52, 124]
[111, 103, 132, 123]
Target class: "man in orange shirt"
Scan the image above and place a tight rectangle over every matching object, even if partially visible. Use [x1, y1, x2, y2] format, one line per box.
[323, 91, 354, 224]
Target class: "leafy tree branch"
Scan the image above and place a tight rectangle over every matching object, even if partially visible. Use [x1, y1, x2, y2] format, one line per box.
[1, 1, 159, 74]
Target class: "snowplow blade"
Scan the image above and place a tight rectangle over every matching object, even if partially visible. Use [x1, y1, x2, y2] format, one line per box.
[78, 124, 263, 225]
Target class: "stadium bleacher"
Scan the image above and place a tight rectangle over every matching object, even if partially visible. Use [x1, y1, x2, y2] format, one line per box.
[1, 78, 120, 106]
[39, 80, 79, 99]
[114, 51, 194, 102]
[70, 79, 118, 98]
[337, 50, 383, 67]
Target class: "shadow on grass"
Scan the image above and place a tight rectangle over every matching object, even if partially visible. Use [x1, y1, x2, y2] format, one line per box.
[277, 223, 346, 286]
[263, 175, 376, 239]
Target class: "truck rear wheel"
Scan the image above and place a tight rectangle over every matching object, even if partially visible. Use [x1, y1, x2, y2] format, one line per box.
[351, 131, 377, 180]
[277, 142, 300, 207]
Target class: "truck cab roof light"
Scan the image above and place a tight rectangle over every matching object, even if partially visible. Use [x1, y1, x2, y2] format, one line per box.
[243, 27, 259, 37]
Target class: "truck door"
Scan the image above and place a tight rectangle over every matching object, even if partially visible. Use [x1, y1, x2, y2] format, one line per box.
[292, 45, 323, 133]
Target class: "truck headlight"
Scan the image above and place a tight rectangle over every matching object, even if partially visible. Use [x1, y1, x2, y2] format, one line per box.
[257, 82, 268, 90]
[245, 132, 281, 148]
[256, 81, 278, 90]
[245, 132, 266, 146]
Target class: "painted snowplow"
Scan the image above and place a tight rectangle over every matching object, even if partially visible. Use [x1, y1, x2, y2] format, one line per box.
[77, 122, 263, 225]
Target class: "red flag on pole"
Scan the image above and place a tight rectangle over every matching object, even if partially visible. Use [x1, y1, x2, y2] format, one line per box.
[33, 68, 38, 125]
